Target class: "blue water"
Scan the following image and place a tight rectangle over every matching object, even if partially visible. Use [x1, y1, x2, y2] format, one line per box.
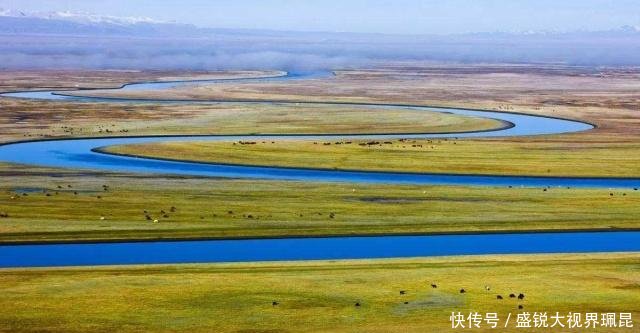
[0, 71, 321, 101]
[2, 70, 622, 188]
[0, 71, 638, 268]
[0, 72, 622, 188]
[1, 231, 638, 268]
[0, 109, 634, 187]
[1, 136, 637, 187]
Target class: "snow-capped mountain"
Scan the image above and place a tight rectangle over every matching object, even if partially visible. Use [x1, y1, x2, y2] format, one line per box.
[33, 11, 162, 25]
[1, 8, 639, 39]
[0, 8, 164, 25]
[0, 9, 200, 36]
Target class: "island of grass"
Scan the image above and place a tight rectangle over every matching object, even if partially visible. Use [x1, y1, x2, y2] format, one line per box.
[0, 100, 506, 142]
[1, 164, 639, 243]
[102, 136, 640, 178]
[1, 253, 639, 332]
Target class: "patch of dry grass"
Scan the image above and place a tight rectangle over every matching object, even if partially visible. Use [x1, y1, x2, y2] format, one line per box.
[1, 253, 638, 332]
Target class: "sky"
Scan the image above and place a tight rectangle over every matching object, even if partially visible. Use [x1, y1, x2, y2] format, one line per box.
[1, 0, 639, 34]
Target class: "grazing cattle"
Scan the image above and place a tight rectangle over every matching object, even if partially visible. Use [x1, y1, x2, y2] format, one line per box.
[272, 301, 278, 306]
[485, 285, 491, 291]
[497, 295, 503, 300]
[355, 302, 361, 307]
[404, 301, 409, 304]
[460, 289, 466, 294]
[170, 206, 177, 212]
[399, 290, 406, 295]
[0, 212, 8, 218]
[431, 284, 437, 288]
[509, 294, 516, 298]
[518, 305, 524, 309]
[518, 293, 525, 300]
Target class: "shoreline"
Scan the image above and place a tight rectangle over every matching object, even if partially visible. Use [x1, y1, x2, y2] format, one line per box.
[2, 226, 639, 246]
[93, 143, 640, 181]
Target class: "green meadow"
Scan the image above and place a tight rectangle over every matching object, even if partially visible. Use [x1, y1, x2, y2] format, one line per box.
[1, 164, 639, 243]
[1, 253, 638, 332]
[105, 138, 640, 178]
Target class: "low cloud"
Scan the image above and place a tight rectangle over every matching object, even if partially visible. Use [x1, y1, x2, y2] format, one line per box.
[1, 32, 640, 70]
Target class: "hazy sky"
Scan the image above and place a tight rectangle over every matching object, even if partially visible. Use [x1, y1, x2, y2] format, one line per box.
[2, 0, 639, 34]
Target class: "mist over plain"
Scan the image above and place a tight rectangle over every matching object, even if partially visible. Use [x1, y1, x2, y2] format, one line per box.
[2, 26, 640, 70]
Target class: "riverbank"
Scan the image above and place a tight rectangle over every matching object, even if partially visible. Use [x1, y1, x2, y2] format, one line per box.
[1, 164, 639, 243]
[0, 99, 505, 144]
[105, 136, 640, 178]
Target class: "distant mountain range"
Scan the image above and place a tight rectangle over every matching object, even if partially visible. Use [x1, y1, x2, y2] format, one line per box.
[1, 9, 639, 69]
[1, 8, 639, 39]
[0, 9, 206, 37]
[0, 8, 163, 25]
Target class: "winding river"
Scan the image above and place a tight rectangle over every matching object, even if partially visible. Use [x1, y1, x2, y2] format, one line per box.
[3, 72, 637, 188]
[1, 71, 639, 268]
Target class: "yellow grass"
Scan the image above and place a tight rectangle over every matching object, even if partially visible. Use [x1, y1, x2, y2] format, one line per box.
[1, 164, 639, 243]
[1, 253, 638, 332]
[105, 137, 640, 177]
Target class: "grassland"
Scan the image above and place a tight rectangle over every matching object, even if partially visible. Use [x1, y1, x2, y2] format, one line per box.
[1, 65, 639, 333]
[105, 137, 640, 177]
[1, 253, 639, 332]
[0, 69, 284, 92]
[1, 64, 640, 243]
[0, 99, 503, 144]
[1, 163, 639, 243]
